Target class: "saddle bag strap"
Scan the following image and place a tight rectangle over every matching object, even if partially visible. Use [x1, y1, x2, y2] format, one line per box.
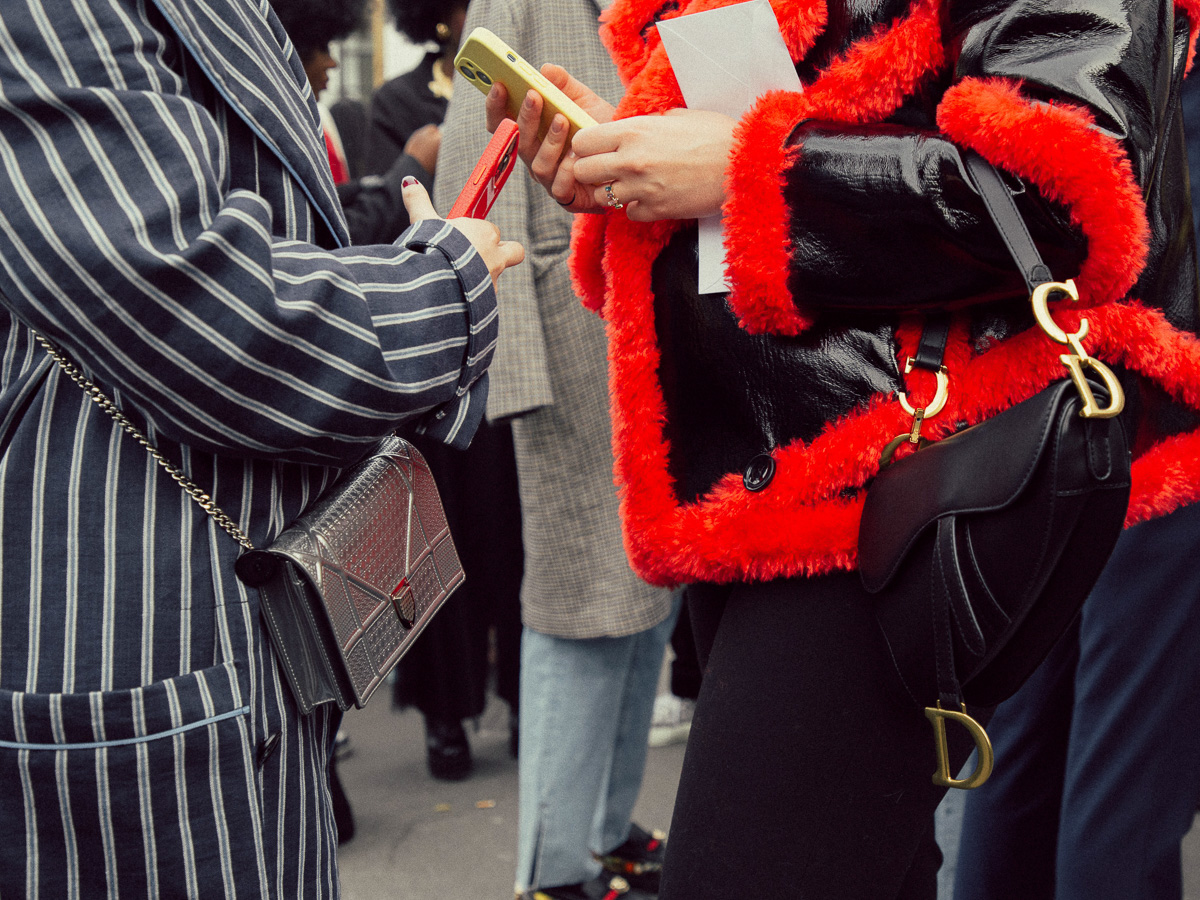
[963, 153, 1054, 294]
[914, 152, 1125, 704]
[911, 153, 1053, 379]
[926, 155, 1059, 708]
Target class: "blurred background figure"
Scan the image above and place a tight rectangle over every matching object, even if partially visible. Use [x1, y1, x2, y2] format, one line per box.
[358, 0, 526, 785]
[273, 0, 437, 245]
[267, 0, 369, 186]
[330, 0, 458, 245]
[434, 2, 678, 898]
[361, 0, 467, 182]
[648, 601, 700, 749]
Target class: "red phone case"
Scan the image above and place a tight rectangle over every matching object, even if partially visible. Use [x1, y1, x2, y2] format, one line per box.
[447, 120, 520, 219]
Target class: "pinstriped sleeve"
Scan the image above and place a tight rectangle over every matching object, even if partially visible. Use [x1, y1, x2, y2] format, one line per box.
[395, 219, 497, 448]
[0, 2, 497, 464]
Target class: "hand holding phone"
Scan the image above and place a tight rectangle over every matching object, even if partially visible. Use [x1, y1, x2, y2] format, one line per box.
[448, 119, 520, 219]
[454, 28, 598, 142]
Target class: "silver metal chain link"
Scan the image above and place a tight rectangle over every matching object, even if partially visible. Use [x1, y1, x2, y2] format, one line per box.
[32, 332, 256, 551]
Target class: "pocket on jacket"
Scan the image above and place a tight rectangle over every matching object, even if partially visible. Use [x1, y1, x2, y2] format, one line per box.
[0, 660, 270, 899]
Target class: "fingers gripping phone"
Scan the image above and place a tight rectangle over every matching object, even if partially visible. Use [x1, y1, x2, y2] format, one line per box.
[454, 28, 597, 142]
[448, 119, 520, 219]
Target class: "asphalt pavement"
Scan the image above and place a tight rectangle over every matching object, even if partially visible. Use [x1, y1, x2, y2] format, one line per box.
[335, 683, 1200, 900]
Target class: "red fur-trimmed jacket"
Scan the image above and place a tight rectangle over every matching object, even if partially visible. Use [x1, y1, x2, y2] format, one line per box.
[570, 0, 1200, 587]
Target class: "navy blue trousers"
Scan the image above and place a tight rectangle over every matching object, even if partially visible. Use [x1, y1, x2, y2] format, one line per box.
[954, 501, 1200, 900]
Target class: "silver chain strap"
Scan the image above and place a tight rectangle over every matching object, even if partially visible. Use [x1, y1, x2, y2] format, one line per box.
[32, 332, 256, 551]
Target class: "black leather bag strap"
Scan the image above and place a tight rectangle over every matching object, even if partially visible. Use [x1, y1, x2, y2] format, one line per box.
[962, 152, 1054, 293]
[914, 153, 1056, 708]
[911, 312, 951, 372]
[910, 152, 1053, 372]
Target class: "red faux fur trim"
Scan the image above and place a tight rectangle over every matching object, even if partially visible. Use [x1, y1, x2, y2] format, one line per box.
[722, 0, 946, 334]
[1082, 302, 1200, 523]
[937, 78, 1149, 307]
[722, 92, 814, 335]
[580, 0, 1200, 586]
[599, 0, 681, 86]
[570, 214, 610, 314]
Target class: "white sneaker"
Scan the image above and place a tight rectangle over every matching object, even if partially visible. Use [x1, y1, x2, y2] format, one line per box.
[648, 694, 695, 747]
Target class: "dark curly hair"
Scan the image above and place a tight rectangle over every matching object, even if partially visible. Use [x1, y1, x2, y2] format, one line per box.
[269, 0, 370, 61]
[386, 0, 468, 45]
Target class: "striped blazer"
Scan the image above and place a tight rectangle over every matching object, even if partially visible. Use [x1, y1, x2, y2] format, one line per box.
[0, 0, 497, 897]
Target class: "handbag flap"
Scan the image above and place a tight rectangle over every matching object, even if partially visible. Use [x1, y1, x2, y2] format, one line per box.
[858, 380, 1075, 594]
[237, 435, 464, 709]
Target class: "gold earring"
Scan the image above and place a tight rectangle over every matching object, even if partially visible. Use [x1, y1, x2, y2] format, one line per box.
[435, 22, 451, 41]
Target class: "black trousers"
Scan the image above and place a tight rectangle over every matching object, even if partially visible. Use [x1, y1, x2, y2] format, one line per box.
[659, 573, 982, 899]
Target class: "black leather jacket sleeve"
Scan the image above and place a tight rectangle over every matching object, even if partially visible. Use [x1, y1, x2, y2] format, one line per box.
[772, 0, 1188, 312]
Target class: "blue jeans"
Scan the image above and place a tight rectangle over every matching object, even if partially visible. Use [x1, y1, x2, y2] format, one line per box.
[954, 501, 1200, 900]
[515, 597, 679, 891]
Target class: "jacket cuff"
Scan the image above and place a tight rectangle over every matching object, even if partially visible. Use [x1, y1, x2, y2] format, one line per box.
[415, 373, 489, 449]
[936, 77, 1149, 307]
[400, 218, 499, 398]
[722, 89, 816, 336]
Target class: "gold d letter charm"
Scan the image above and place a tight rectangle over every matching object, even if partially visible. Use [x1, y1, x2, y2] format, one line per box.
[924, 702, 995, 790]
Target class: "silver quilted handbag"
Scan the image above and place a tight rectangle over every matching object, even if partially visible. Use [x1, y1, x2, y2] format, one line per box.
[234, 436, 464, 714]
[35, 333, 463, 716]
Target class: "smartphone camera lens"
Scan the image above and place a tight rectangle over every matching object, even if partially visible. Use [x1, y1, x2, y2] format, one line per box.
[459, 62, 477, 80]
[476, 70, 492, 85]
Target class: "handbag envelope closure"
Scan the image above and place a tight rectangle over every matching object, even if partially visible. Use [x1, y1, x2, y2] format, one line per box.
[241, 436, 465, 713]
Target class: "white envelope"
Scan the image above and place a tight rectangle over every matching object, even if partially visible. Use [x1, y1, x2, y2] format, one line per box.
[657, 0, 802, 294]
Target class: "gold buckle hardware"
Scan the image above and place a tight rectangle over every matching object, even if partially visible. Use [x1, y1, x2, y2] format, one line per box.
[881, 360, 948, 467]
[1031, 279, 1124, 419]
[925, 701, 994, 790]
[898, 359, 949, 418]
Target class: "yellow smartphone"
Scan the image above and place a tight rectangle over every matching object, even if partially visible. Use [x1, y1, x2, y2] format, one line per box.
[454, 27, 597, 142]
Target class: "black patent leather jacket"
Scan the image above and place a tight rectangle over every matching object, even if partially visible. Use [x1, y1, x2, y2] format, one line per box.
[655, 0, 1197, 503]
[572, 0, 1200, 585]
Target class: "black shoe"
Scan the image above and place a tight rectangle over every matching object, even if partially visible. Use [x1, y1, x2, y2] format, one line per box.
[518, 874, 653, 900]
[593, 824, 665, 893]
[425, 717, 472, 781]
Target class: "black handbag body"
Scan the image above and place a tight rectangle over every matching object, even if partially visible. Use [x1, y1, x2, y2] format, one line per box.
[854, 154, 1132, 787]
[859, 378, 1130, 709]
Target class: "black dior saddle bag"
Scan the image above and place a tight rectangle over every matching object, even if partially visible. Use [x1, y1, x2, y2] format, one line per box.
[857, 154, 1131, 789]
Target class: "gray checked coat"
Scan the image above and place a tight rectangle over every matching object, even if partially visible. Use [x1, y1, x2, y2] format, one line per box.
[434, 0, 672, 638]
